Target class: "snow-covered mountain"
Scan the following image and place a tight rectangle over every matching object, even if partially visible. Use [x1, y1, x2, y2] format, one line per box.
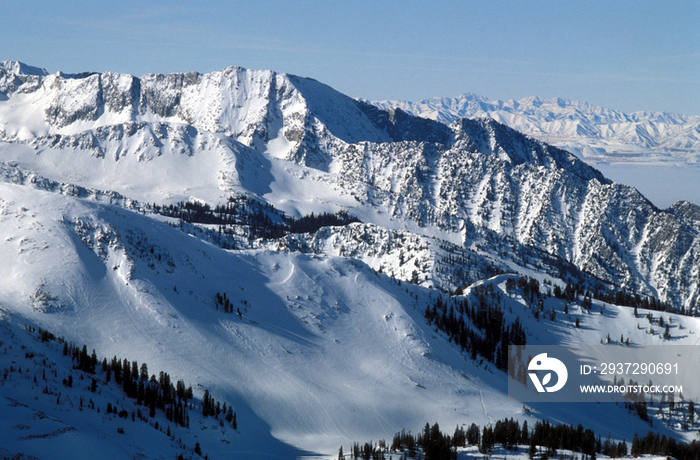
[1, 61, 698, 308]
[368, 93, 700, 165]
[1, 60, 700, 459]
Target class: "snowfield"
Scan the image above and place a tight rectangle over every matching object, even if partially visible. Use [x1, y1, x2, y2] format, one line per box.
[1, 179, 698, 458]
[0, 181, 521, 457]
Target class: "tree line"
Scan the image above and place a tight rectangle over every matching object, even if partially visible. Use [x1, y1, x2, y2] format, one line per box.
[20, 326, 242, 459]
[347, 417, 699, 460]
[54, 331, 238, 433]
[551, 280, 678, 315]
[425, 286, 526, 371]
[151, 196, 359, 240]
[62, 340, 194, 428]
[632, 430, 700, 459]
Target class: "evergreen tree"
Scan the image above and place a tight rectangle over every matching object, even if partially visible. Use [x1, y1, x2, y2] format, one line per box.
[202, 389, 212, 417]
[521, 420, 528, 444]
[466, 423, 480, 445]
[689, 400, 695, 425]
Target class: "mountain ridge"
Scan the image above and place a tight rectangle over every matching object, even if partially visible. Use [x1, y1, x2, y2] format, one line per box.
[367, 92, 700, 164]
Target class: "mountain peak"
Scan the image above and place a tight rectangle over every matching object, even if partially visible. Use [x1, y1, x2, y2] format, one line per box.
[0, 60, 49, 76]
[450, 116, 609, 183]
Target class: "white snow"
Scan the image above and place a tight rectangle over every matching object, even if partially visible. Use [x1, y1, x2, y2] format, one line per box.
[0, 180, 697, 457]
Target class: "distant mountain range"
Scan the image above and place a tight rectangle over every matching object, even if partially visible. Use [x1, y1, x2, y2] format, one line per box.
[368, 93, 700, 165]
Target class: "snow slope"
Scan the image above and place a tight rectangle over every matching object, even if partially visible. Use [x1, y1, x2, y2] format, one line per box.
[0, 316, 258, 460]
[0, 181, 519, 457]
[1, 179, 699, 458]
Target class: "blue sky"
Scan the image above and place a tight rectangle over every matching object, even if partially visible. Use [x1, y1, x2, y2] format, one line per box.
[5, 0, 699, 115]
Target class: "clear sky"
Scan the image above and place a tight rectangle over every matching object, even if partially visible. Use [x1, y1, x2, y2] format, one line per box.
[5, 0, 699, 115]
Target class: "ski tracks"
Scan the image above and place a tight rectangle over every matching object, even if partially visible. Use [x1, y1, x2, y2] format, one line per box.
[480, 390, 493, 425]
